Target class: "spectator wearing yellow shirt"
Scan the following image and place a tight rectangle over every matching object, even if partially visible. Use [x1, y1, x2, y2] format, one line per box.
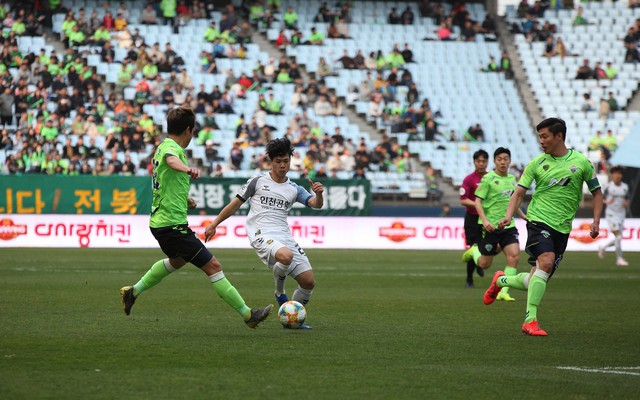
[114, 13, 128, 31]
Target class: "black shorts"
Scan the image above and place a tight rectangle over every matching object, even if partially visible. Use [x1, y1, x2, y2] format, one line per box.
[464, 212, 483, 246]
[524, 221, 569, 276]
[150, 224, 213, 268]
[479, 227, 520, 256]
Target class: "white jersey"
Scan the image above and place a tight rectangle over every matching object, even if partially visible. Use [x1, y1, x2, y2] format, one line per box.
[237, 173, 313, 242]
[603, 181, 629, 218]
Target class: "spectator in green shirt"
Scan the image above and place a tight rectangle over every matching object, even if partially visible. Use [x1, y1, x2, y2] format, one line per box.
[143, 62, 159, 80]
[197, 125, 215, 145]
[266, 93, 283, 114]
[605, 62, 617, 79]
[603, 130, 618, 152]
[386, 49, 405, 68]
[249, 2, 265, 24]
[160, 0, 177, 26]
[308, 27, 324, 45]
[41, 119, 59, 142]
[283, 6, 298, 29]
[204, 21, 220, 42]
[93, 26, 110, 46]
[588, 130, 603, 151]
[11, 17, 25, 35]
[68, 25, 86, 46]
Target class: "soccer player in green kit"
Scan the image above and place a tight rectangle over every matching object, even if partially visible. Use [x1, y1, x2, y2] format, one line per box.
[462, 147, 527, 302]
[120, 107, 273, 328]
[486, 118, 603, 336]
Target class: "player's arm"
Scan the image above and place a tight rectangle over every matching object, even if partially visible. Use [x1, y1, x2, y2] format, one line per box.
[204, 197, 244, 242]
[166, 154, 200, 179]
[307, 179, 324, 209]
[585, 163, 602, 238]
[516, 208, 527, 220]
[474, 196, 494, 232]
[459, 178, 475, 208]
[590, 187, 603, 239]
[498, 186, 526, 229]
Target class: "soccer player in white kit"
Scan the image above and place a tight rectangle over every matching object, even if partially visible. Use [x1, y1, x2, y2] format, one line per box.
[205, 137, 324, 328]
[598, 166, 630, 266]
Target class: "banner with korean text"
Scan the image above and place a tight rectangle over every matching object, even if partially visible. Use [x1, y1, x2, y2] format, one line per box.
[0, 176, 370, 216]
[1, 215, 639, 251]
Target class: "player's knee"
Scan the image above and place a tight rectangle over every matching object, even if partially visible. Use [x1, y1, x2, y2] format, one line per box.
[297, 274, 315, 290]
[508, 254, 519, 265]
[478, 257, 492, 269]
[276, 248, 294, 265]
[201, 257, 223, 275]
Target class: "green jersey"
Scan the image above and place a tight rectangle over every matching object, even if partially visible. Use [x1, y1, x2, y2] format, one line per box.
[150, 138, 189, 228]
[519, 149, 599, 234]
[475, 170, 518, 229]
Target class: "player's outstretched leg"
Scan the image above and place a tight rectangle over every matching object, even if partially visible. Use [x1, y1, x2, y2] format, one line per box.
[209, 270, 273, 328]
[120, 259, 176, 315]
[120, 286, 136, 315]
[245, 304, 274, 329]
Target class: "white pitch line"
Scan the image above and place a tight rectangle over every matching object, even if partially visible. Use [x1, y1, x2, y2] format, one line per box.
[557, 366, 640, 376]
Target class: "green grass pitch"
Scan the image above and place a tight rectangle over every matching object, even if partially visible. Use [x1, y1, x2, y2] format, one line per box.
[1, 248, 639, 399]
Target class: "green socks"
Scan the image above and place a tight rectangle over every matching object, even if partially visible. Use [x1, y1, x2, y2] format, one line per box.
[209, 272, 252, 320]
[500, 266, 517, 294]
[525, 270, 549, 323]
[497, 272, 529, 291]
[472, 246, 482, 265]
[133, 259, 175, 296]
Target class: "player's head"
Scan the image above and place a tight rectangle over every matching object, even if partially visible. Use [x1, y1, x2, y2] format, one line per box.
[473, 149, 489, 173]
[610, 165, 623, 184]
[266, 136, 294, 160]
[493, 147, 511, 173]
[536, 117, 567, 154]
[267, 137, 294, 178]
[166, 106, 195, 137]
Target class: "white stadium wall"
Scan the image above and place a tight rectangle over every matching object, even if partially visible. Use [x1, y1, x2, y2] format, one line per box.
[1, 215, 639, 251]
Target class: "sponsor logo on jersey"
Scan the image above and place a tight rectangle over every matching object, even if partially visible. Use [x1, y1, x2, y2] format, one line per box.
[0, 218, 27, 241]
[379, 222, 417, 243]
[543, 165, 549, 171]
[262, 185, 270, 191]
[569, 165, 578, 174]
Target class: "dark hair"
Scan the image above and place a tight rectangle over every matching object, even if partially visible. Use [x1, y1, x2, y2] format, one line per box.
[473, 149, 489, 160]
[610, 166, 624, 175]
[494, 147, 511, 159]
[266, 136, 294, 160]
[166, 107, 195, 136]
[536, 117, 567, 141]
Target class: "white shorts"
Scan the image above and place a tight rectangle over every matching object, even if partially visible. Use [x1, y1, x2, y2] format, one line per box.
[606, 215, 624, 232]
[250, 233, 312, 278]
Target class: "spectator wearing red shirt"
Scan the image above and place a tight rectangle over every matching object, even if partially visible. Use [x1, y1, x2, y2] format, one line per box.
[237, 73, 253, 90]
[459, 149, 488, 288]
[103, 11, 115, 30]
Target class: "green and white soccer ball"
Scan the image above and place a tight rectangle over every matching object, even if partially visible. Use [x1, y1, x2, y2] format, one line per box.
[278, 301, 306, 329]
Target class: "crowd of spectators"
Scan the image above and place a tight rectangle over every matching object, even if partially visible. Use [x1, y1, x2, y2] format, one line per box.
[421, 2, 496, 41]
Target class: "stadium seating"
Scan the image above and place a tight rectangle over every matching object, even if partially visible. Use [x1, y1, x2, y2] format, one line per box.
[508, 2, 639, 153]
